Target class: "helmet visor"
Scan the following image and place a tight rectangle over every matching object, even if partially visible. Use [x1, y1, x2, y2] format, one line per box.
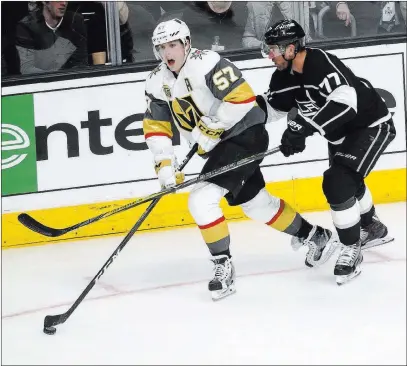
[261, 43, 284, 59]
[155, 45, 165, 59]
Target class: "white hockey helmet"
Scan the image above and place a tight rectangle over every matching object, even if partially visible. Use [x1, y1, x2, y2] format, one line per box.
[152, 18, 191, 61]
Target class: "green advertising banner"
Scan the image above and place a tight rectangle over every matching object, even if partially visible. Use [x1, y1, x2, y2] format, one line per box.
[1, 94, 38, 195]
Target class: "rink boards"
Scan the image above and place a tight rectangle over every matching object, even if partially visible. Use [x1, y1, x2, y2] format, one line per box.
[2, 42, 406, 248]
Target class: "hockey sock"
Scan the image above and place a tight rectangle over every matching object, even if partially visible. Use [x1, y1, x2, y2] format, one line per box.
[266, 199, 304, 236]
[356, 184, 375, 228]
[360, 205, 376, 228]
[198, 216, 231, 256]
[295, 218, 313, 239]
[215, 249, 232, 258]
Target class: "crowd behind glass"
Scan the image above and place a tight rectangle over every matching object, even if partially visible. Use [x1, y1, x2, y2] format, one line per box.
[1, 1, 406, 78]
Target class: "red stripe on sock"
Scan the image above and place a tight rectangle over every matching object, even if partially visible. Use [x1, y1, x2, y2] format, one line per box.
[198, 216, 225, 229]
[266, 199, 284, 225]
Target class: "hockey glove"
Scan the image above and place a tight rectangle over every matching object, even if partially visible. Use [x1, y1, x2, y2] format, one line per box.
[191, 116, 224, 154]
[280, 116, 312, 157]
[155, 159, 185, 189]
[197, 145, 210, 159]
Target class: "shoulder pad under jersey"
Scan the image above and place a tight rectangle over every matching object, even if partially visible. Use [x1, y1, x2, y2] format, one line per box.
[185, 48, 221, 76]
[146, 62, 167, 99]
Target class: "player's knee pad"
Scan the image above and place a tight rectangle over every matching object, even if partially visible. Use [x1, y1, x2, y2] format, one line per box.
[322, 164, 362, 205]
[188, 182, 228, 226]
[240, 188, 281, 222]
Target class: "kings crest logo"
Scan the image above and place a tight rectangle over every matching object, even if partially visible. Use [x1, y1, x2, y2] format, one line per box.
[169, 95, 204, 132]
[297, 100, 320, 117]
[163, 85, 172, 99]
[190, 49, 208, 60]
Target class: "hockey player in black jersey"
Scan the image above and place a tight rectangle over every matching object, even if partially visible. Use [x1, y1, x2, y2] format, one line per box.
[258, 19, 396, 285]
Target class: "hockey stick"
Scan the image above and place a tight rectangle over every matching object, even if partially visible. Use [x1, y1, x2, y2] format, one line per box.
[20, 146, 281, 238]
[43, 144, 198, 335]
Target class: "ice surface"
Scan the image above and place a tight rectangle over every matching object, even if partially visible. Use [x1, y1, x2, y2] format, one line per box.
[2, 202, 406, 365]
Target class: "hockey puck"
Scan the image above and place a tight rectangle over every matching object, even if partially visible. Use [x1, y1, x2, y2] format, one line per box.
[43, 326, 56, 335]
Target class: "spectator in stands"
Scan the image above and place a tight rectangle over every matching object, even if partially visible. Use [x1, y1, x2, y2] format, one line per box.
[242, 1, 312, 48]
[15, 1, 88, 74]
[126, 1, 246, 59]
[331, 1, 406, 37]
[73, 1, 133, 64]
[401, 1, 407, 23]
[160, 2, 247, 50]
[185, 1, 247, 50]
[68, 1, 107, 65]
[117, 1, 134, 63]
[377, 1, 406, 33]
[125, 2, 158, 60]
[1, 1, 29, 76]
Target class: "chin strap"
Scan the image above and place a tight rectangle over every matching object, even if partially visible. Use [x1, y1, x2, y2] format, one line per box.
[282, 41, 302, 63]
[283, 49, 297, 74]
[180, 43, 192, 69]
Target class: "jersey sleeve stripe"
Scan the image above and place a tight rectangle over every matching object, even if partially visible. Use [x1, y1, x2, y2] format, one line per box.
[145, 132, 172, 139]
[320, 105, 352, 128]
[143, 119, 173, 139]
[310, 99, 356, 135]
[227, 96, 256, 104]
[317, 48, 350, 86]
[223, 80, 256, 104]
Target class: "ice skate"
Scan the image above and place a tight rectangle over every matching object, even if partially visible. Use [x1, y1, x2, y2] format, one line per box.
[291, 226, 339, 267]
[361, 214, 394, 250]
[334, 240, 363, 285]
[209, 255, 236, 301]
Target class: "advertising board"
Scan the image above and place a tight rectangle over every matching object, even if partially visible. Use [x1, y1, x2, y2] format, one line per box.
[2, 49, 405, 197]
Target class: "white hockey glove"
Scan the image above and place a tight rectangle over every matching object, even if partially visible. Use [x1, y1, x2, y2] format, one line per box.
[155, 158, 185, 189]
[191, 116, 224, 154]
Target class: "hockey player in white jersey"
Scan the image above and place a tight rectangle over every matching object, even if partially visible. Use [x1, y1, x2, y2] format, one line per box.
[143, 19, 338, 300]
[258, 19, 396, 285]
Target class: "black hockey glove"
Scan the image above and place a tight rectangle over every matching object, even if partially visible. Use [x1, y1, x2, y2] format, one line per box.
[280, 127, 306, 157]
[280, 110, 314, 157]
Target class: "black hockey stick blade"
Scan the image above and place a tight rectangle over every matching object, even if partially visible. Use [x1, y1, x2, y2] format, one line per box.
[22, 145, 280, 239]
[43, 314, 67, 334]
[18, 213, 68, 237]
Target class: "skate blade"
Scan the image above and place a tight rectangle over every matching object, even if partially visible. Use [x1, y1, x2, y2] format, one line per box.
[307, 236, 340, 267]
[211, 285, 236, 301]
[336, 266, 362, 286]
[362, 235, 394, 250]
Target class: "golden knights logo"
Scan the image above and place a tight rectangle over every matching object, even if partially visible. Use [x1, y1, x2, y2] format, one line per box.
[190, 49, 208, 60]
[169, 95, 204, 132]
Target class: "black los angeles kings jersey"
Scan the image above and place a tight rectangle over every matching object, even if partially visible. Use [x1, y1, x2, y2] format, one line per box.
[264, 47, 392, 144]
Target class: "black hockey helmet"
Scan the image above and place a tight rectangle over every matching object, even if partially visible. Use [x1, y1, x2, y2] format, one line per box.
[261, 19, 305, 59]
[264, 19, 305, 45]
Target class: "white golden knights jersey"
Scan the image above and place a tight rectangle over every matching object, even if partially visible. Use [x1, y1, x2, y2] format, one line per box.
[143, 48, 265, 159]
[262, 47, 392, 144]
